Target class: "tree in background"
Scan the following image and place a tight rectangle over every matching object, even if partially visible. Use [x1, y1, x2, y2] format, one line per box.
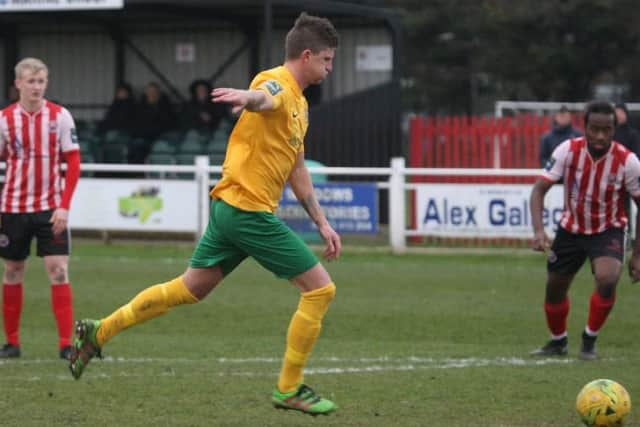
[385, 0, 640, 114]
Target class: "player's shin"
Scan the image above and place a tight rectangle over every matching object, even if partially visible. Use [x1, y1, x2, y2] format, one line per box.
[96, 276, 198, 347]
[544, 297, 570, 338]
[51, 283, 73, 349]
[586, 291, 616, 336]
[2, 283, 23, 346]
[278, 283, 336, 393]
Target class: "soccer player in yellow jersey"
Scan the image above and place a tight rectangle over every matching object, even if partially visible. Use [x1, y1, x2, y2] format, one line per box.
[69, 12, 341, 416]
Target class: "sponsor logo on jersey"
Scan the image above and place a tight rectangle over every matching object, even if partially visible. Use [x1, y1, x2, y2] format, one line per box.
[544, 157, 556, 171]
[263, 80, 283, 96]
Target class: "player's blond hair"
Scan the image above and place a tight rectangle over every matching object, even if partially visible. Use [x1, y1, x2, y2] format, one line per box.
[15, 57, 48, 80]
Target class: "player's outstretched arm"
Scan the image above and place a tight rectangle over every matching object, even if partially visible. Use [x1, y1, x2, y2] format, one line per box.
[530, 178, 553, 252]
[211, 88, 274, 113]
[288, 153, 341, 261]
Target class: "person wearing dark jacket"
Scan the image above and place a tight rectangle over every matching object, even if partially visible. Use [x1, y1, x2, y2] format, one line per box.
[97, 82, 136, 135]
[613, 103, 640, 156]
[129, 82, 176, 164]
[614, 103, 640, 237]
[179, 79, 229, 136]
[539, 106, 583, 167]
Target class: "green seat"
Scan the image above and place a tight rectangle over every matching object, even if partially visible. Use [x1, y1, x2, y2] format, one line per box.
[103, 129, 131, 145]
[158, 130, 183, 149]
[99, 130, 130, 163]
[150, 139, 175, 155]
[101, 144, 128, 163]
[206, 136, 227, 155]
[178, 138, 204, 154]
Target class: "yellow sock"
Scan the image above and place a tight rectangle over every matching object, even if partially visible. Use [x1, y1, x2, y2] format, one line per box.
[277, 283, 336, 393]
[96, 276, 198, 347]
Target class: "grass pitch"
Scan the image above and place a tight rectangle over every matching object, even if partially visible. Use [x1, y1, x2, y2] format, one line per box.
[1, 240, 640, 426]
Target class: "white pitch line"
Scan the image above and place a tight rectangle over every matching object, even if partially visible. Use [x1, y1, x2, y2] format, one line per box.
[0, 355, 612, 366]
[0, 357, 594, 383]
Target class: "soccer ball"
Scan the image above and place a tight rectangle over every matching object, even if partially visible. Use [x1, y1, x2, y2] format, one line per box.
[576, 379, 631, 426]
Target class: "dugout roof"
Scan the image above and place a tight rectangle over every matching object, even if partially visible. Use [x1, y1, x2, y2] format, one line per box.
[0, 0, 403, 100]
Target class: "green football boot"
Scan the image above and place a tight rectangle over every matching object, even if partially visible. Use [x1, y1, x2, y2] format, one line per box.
[272, 384, 337, 416]
[69, 319, 102, 380]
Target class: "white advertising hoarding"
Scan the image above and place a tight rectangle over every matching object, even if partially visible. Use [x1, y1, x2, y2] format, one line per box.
[69, 178, 198, 232]
[415, 184, 564, 238]
[0, 0, 123, 12]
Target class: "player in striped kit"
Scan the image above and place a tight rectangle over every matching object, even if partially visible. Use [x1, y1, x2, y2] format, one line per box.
[529, 100, 640, 360]
[0, 58, 80, 360]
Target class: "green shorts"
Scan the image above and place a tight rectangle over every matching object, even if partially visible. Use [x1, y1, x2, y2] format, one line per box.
[190, 199, 319, 279]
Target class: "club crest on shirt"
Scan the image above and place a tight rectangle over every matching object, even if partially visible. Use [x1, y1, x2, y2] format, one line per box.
[0, 234, 9, 248]
[49, 121, 58, 133]
[263, 80, 283, 96]
[544, 157, 556, 171]
[288, 136, 302, 149]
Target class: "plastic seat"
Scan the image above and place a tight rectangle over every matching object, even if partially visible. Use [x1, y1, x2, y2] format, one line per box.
[206, 136, 227, 155]
[178, 138, 204, 154]
[150, 139, 175, 155]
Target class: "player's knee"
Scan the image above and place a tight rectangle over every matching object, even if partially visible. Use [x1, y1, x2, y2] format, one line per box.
[594, 271, 619, 289]
[317, 282, 336, 305]
[3, 261, 26, 282]
[46, 263, 68, 283]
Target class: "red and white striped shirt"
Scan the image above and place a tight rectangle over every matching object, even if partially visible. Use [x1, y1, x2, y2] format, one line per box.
[542, 137, 640, 234]
[0, 100, 79, 213]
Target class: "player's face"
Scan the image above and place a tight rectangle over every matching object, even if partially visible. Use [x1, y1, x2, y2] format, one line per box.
[302, 48, 335, 85]
[15, 69, 48, 104]
[585, 112, 615, 155]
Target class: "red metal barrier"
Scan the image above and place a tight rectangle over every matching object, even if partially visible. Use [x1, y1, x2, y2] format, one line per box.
[407, 113, 584, 247]
[409, 113, 585, 172]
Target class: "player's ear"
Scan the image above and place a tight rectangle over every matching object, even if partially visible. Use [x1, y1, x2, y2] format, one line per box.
[300, 49, 312, 62]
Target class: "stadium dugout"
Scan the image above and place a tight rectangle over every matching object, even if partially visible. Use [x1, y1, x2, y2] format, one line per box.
[0, 0, 403, 169]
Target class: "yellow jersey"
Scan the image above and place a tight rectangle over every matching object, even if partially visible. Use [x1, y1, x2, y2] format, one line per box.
[211, 66, 308, 212]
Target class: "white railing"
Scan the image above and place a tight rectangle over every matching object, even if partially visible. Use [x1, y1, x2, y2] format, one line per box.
[0, 157, 552, 253]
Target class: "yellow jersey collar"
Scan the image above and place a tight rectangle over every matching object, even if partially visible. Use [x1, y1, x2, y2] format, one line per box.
[278, 65, 303, 98]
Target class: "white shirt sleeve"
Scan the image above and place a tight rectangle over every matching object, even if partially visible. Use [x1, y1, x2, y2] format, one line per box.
[59, 108, 79, 153]
[540, 140, 570, 182]
[0, 112, 6, 155]
[624, 153, 640, 198]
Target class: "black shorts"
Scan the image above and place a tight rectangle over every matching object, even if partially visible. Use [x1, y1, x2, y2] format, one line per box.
[0, 211, 70, 261]
[547, 226, 625, 275]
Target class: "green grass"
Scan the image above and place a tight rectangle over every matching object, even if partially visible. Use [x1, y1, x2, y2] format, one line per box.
[2, 240, 640, 426]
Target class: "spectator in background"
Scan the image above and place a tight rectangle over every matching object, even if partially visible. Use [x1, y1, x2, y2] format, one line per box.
[539, 105, 582, 167]
[2, 84, 18, 108]
[613, 103, 640, 155]
[179, 79, 229, 136]
[97, 82, 136, 136]
[129, 82, 176, 164]
[613, 103, 640, 236]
